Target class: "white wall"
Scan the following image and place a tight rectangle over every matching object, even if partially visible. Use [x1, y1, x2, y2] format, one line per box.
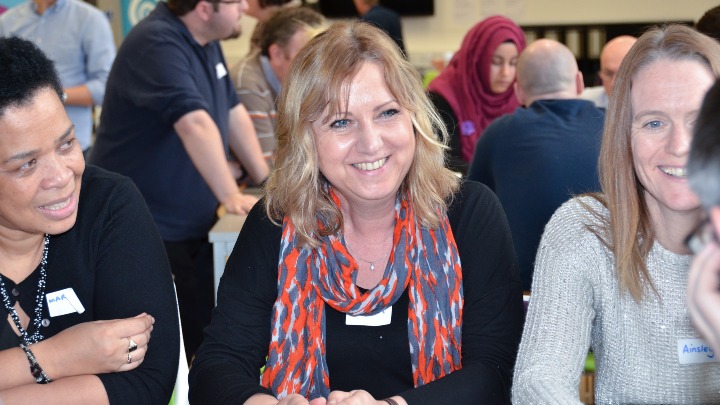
[221, 0, 719, 68]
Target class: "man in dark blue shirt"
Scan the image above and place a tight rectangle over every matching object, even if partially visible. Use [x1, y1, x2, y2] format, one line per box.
[90, 0, 270, 359]
[468, 39, 605, 291]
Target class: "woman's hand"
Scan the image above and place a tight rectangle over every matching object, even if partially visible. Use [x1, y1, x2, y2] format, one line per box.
[246, 393, 327, 405]
[275, 394, 326, 405]
[35, 313, 154, 380]
[687, 241, 720, 351]
[325, 390, 403, 405]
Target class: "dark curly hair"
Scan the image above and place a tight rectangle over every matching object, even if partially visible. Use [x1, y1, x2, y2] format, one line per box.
[0, 36, 63, 117]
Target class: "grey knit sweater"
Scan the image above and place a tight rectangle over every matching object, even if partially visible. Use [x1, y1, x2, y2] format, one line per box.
[513, 197, 720, 404]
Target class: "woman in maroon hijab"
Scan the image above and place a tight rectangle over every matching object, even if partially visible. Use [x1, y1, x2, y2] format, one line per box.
[428, 16, 526, 174]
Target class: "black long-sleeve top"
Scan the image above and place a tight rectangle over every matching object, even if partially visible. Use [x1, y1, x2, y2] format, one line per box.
[0, 166, 179, 404]
[189, 181, 524, 404]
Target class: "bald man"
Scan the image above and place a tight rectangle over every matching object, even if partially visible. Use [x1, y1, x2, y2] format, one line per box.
[468, 39, 605, 290]
[581, 35, 637, 108]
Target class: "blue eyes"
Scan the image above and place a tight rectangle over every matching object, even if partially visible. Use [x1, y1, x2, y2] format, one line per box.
[381, 109, 399, 118]
[329, 109, 400, 129]
[644, 120, 663, 129]
[330, 119, 350, 129]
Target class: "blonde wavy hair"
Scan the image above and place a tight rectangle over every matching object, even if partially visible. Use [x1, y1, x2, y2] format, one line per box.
[586, 24, 720, 301]
[264, 21, 459, 247]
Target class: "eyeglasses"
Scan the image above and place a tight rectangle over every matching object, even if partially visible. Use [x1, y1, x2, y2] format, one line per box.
[685, 217, 719, 254]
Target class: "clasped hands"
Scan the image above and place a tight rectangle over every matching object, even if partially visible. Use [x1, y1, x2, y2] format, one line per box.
[278, 390, 393, 405]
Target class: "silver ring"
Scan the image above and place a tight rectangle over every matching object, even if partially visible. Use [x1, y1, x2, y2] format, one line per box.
[127, 352, 132, 364]
[128, 337, 138, 353]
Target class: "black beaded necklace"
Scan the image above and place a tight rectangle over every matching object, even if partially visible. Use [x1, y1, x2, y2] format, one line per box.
[0, 234, 49, 344]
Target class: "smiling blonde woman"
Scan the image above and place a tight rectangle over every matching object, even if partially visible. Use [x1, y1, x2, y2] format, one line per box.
[190, 21, 524, 405]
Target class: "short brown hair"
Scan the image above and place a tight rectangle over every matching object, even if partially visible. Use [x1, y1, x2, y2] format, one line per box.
[265, 21, 458, 247]
[259, 7, 324, 57]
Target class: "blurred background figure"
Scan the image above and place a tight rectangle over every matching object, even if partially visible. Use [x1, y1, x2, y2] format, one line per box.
[427, 16, 525, 174]
[687, 79, 720, 353]
[90, 0, 269, 361]
[514, 25, 720, 403]
[230, 6, 324, 162]
[247, 0, 299, 22]
[246, 0, 300, 53]
[468, 38, 604, 291]
[0, 0, 116, 157]
[697, 4, 720, 41]
[352, 0, 405, 56]
[580, 35, 637, 108]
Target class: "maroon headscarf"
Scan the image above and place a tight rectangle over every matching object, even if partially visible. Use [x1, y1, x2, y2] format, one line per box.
[428, 16, 526, 163]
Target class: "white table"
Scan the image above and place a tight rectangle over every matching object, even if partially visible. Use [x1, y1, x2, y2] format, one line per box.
[208, 213, 246, 304]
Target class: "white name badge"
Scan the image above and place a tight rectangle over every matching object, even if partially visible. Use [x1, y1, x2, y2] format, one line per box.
[346, 306, 392, 327]
[46, 288, 85, 317]
[677, 338, 719, 364]
[215, 62, 228, 79]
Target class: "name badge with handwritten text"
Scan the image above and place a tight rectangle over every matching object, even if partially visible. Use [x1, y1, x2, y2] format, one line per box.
[46, 288, 85, 317]
[677, 338, 719, 364]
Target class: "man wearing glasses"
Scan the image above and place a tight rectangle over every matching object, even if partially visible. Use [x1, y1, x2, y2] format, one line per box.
[90, 0, 270, 361]
[580, 35, 636, 108]
[687, 79, 720, 354]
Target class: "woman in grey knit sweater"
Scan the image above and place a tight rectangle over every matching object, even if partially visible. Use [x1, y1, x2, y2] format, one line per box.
[513, 25, 720, 404]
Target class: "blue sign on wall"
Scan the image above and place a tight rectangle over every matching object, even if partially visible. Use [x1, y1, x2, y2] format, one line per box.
[121, 0, 157, 35]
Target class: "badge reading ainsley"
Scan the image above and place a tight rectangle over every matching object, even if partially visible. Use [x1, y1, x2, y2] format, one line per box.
[215, 62, 227, 79]
[346, 306, 392, 326]
[46, 288, 85, 317]
[677, 338, 719, 364]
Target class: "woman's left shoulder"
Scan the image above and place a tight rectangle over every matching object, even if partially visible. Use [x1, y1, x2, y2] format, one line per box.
[447, 180, 502, 219]
[447, 180, 514, 258]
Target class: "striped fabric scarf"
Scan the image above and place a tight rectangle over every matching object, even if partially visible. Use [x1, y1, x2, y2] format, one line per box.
[260, 191, 464, 399]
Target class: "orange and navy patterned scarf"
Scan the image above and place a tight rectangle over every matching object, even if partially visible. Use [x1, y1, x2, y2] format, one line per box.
[261, 190, 463, 399]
